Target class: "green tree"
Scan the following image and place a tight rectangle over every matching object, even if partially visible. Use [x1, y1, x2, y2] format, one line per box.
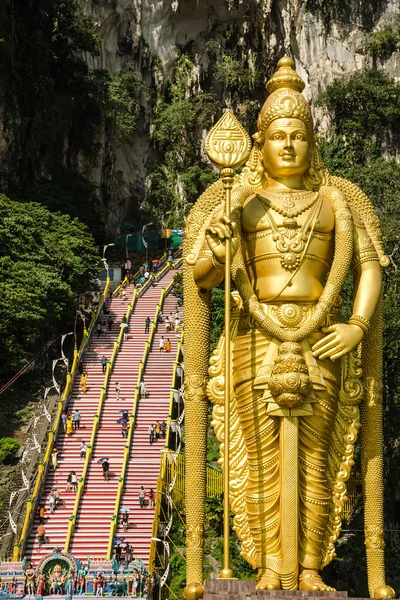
[318, 69, 400, 593]
[107, 71, 142, 139]
[0, 438, 20, 464]
[0, 195, 101, 376]
[0, 0, 101, 171]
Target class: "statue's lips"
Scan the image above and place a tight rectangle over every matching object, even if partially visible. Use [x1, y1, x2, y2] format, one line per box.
[280, 154, 296, 161]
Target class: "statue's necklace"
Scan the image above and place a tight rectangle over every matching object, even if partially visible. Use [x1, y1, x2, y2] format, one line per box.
[256, 190, 319, 220]
[257, 192, 321, 271]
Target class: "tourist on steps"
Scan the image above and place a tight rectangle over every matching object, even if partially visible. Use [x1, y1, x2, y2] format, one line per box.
[70, 471, 78, 492]
[81, 371, 87, 393]
[51, 447, 58, 469]
[102, 459, 110, 482]
[48, 492, 56, 514]
[165, 338, 171, 353]
[115, 544, 122, 563]
[101, 355, 107, 374]
[148, 488, 155, 508]
[116, 381, 121, 401]
[37, 524, 46, 547]
[159, 336, 165, 352]
[122, 512, 129, 532]
[73, 409, 81, 430]
[66, 416, 73, 436]
[155, 421, 161, 440]
[161, 420, 167, 438]
[145, 316, 151, 334]
[138, 486, 146, 509]
[124, 542, 132, 567]
[148, 424, 155, 445]
[38, 504, 46, 524]
[140, 380, 147, 398]
[61, 411, 68, 433]
[121, 420, 129, 439]
[80, 441, 87, 460]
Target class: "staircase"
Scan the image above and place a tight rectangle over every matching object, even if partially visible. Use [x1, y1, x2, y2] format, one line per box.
[68, 270, 177, 561]
[115, 283, 183, 565]
[24, 287, 134, 562]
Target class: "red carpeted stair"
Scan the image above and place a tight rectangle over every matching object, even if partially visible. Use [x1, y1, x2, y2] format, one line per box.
[24, 286, 135, 562]
[115, 279, 183, 566]
[68, 269, 176, 562]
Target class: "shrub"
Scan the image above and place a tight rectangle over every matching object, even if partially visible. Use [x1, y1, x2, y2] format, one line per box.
[0, 438, 21, 464]
[367, 25, 400, 58]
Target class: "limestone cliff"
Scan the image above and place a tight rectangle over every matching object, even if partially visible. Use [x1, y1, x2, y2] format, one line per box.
[1, 0, 399, 233]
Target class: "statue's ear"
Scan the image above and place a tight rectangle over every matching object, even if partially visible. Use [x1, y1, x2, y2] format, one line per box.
[240, 144, 268, 189]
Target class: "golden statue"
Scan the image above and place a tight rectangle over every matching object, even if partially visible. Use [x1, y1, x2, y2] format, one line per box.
[183, 57, 394, 599]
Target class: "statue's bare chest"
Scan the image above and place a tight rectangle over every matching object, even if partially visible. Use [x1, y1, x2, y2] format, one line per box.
[241, 191, 335, 277]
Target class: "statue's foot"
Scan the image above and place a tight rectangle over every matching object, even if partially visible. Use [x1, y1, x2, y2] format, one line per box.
[256, 568, 281, 590]
[299, 569, 335, 592]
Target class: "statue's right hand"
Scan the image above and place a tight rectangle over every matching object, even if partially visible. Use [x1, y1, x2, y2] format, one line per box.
[205, 206, 239, 265]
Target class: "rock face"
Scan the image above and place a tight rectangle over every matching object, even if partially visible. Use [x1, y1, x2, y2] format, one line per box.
[1, 0, 400, 233]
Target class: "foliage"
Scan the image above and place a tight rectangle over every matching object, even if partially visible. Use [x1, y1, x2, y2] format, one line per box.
[171, 271, 183, 298]
[317, 69, 400, 164]
[366, 25, 400, 58]
[0, 0, 101, 170]
[318, 70, 400, 591]
[168, 552, 187, 597]
[107, 71, 142, 139]
[0, 195, 101, 375]
[210, 287, 225, 353]
[10, 172, 105, 243]
[207, 429, 221, 464]
[0, 438, 20, 465]
[214, 54, 257, 94]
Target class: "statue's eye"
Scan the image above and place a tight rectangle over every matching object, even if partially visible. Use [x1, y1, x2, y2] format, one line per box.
[270, 133, 283, 140]
[294, 133, 306, 141]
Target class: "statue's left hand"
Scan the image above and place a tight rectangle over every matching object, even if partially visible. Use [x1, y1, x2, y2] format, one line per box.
[311, 324, 364, 361]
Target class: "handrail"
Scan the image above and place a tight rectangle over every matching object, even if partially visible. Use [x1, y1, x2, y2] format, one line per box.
[164, 335, 183, 452]
[14, 279, 111, 560]
[148, 330, 183, 573]
[63, 285, 138, 552]
[106, 266, 177, 559]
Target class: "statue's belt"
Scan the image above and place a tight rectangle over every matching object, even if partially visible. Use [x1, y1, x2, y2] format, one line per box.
[234, 302, 341, 417]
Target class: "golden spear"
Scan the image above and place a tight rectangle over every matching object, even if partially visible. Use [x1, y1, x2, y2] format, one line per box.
[205, 111, 251, 579]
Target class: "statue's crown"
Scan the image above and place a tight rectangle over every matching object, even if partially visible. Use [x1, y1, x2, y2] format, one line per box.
[266, 56, 305, 94]
[255, 56, 313, 144]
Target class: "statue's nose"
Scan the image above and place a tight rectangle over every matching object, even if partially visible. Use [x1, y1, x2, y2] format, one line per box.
[283, 134, 293, 149]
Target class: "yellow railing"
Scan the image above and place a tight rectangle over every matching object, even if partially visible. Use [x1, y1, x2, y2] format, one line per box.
[148, 330, 185, 572]
[64, 285, 138, 552]
[14, 279, 111, 561]
[106, 269, 177, 558]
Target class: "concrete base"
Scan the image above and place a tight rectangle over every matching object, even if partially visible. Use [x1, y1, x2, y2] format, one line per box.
[204, 580, 350, 600]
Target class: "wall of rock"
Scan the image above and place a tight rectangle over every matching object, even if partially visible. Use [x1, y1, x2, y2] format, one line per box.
[1, 0, 399, 233]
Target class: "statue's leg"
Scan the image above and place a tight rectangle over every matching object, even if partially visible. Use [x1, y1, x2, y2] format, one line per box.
[234, 327, 281, 588]
[298, 377, 339, 591]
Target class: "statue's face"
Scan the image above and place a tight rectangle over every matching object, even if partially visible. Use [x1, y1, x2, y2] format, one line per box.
[262, 118, 310, 180]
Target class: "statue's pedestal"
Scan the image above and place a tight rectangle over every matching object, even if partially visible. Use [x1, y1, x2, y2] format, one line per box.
[204, 580, 350, 600]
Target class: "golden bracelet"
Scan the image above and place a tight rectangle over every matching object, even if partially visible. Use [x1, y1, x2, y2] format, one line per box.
[211, 254, 225, 270]
[348, 314, 370, 334]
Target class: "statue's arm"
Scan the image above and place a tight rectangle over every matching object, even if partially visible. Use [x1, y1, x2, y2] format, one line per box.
[351, 213, 382, 321]
[192, 203, 240, 292]
[312, 206, 381, 361]
[193, 256, 225, 291]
